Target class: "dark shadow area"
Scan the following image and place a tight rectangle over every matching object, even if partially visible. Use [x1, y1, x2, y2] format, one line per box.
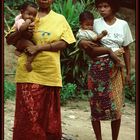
[0, 1, 4, 140]
[120, 0, 135, 9]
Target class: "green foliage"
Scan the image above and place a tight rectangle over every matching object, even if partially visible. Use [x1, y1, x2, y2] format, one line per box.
[4, 80, 16, 102]
[60, 45, 91, 95]
[76, 89, 90, 100]
[52, 0, 99, 33]
[60, 83, 77, 105]
[52, 0, 85, 33]
[52, 0, 98, 94]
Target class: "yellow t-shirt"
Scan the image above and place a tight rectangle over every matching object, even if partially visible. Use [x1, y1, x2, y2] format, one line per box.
[15, 10, 76, 87]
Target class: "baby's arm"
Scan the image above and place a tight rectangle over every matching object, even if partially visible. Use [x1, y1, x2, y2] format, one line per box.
[15, 18, 35, 51]
[94, 30, 108, 41]
[18, 19, 33, 32]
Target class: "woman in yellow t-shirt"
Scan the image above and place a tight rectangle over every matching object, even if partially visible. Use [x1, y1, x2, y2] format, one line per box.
[6, 0, 76, 139]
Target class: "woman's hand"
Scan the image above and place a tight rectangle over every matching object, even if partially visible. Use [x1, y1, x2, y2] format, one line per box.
[125, 74, 132, 88]
[25, 45, 40, 55]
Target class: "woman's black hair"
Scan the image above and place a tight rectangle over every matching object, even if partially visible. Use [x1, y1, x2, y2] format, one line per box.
[17, 1, 38, 11]
[95, 0, 120, 14]
[79, 11, 94, 23]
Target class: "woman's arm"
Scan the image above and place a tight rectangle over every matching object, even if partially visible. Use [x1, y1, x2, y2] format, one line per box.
[123, 45, 132, 85]
[78, 39, 115, 58]
[25, 40, 68, 55]
[39, 40, 68, 51]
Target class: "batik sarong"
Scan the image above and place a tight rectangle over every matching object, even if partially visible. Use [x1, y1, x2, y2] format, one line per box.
[88, 56, 124, 121]
[13, 83, 62, 140]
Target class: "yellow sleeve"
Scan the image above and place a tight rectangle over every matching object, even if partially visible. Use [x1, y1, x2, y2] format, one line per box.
[60, 16, 76, 44]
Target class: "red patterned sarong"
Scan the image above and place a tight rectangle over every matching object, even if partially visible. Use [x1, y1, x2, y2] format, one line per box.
[13, 83, 62, 140]
[88, 56, 124, 121]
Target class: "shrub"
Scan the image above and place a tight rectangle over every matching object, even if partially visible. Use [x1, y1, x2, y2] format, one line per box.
[4, 80, 16, 102]
[60, 83, 77, 105]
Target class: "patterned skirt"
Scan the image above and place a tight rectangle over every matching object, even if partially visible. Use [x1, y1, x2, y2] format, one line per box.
[13, 83, 62, 140]
[88, 56, 125, 121]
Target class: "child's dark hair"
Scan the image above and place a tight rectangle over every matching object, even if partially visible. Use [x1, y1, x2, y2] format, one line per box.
[17, 1, 38, 11]
[79, 11, 94, 24]
[95, 0, 120, 14]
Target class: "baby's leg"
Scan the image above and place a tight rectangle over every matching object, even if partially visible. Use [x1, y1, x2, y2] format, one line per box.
[109, 51, 124, 68]
[16, 38, 34, 52]
[25, 55, 36, 72]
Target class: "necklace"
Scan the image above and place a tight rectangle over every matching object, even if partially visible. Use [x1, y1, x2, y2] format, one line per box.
[107, 17, 116, 25]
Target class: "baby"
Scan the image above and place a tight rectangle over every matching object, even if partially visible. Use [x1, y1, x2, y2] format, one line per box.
[76, 11, 124, 67]
[13, 1, 38, 72]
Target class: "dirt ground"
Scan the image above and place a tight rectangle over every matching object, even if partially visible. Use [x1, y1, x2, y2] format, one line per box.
[4, 99, 135, 140]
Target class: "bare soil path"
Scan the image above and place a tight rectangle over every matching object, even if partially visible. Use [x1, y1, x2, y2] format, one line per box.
[4, 100, 135, 140]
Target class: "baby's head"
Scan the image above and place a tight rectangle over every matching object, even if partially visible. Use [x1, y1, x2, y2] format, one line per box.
[79, 11, 94, 30]
[19, 1, 38, 22]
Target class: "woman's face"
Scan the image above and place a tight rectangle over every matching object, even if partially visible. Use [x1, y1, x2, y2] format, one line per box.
[36, 0, 53, 9]
[97, 2, 113, 18]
